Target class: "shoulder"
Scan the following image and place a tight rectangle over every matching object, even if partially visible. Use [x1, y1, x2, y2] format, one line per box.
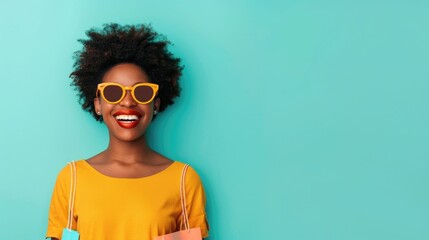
[55, 160, 86, 183]
[173, 161, 200, 176]
[172, 161, 205, 186]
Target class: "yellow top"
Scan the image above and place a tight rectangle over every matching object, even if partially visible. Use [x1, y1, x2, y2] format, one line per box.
[46, 160, 209, 240]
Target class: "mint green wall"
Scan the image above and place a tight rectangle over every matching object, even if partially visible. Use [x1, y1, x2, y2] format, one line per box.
[0, 1, 428, 239]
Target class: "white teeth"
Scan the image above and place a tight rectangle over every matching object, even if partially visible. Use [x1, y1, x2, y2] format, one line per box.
[115, 115, 139, 121]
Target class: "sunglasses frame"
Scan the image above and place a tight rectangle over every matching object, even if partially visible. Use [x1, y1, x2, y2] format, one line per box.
[96, 82, 159, 105]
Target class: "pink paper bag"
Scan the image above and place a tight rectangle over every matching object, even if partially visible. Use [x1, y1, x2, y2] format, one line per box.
[153, 227, 202, 240]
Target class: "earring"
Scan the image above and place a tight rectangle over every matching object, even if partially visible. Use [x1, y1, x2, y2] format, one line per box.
[153, 110, 158, 115]
[97, 111, 101, 115]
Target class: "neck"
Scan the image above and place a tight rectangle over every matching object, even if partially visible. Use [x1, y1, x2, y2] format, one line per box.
[104, 135, 154, 165]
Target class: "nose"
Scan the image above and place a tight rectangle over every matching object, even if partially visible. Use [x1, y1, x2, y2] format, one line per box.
[119, 89, 137, 107]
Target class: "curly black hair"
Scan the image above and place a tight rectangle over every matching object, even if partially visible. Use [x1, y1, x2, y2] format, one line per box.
[70, 23, 183, 122]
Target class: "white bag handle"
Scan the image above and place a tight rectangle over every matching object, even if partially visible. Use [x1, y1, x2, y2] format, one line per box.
[66, 161, 77, 230]
[180, 164, 191, 231]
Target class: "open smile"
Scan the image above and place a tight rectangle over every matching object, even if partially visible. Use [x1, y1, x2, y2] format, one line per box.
[113, 110, 142, 129]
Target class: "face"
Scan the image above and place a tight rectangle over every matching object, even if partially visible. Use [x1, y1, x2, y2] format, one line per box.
[94, 63, 160, 142]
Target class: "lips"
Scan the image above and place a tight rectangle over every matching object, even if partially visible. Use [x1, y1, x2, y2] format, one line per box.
[113, 110, 142, 129]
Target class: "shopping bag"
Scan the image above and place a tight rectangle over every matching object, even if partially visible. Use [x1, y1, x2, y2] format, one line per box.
[154, 164, 203, 240]
[62, 161, 80, 239]
[61, 228, 80, 240]
[153, 227, 202, 240]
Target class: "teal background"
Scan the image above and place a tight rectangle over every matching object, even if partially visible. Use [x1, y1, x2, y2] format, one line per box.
[0, 0, 428, 239]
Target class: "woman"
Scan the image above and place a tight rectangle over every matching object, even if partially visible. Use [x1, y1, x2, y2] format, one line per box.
[46, 23, 209, 240]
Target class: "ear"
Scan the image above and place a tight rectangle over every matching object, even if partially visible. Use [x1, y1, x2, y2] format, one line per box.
[154, 97, 161, 112]
[94, 97, 101, 114]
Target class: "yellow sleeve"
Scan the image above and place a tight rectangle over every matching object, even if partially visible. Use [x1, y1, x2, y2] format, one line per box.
[45, 164, 77, 239]
[181, 166, 210, 238]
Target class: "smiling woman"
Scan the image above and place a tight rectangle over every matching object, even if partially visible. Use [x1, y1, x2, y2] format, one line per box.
[45, 23, 209, 240]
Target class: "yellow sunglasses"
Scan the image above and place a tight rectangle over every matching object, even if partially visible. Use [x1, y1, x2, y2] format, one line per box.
[96, 82, 159, 104]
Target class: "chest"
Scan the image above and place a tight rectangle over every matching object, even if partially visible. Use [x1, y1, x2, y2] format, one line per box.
[72, 176, 182, 229]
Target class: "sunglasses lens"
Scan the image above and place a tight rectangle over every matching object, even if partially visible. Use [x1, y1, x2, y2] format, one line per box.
[103, 85, 123, 102]
[134, 85, 154, 103]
